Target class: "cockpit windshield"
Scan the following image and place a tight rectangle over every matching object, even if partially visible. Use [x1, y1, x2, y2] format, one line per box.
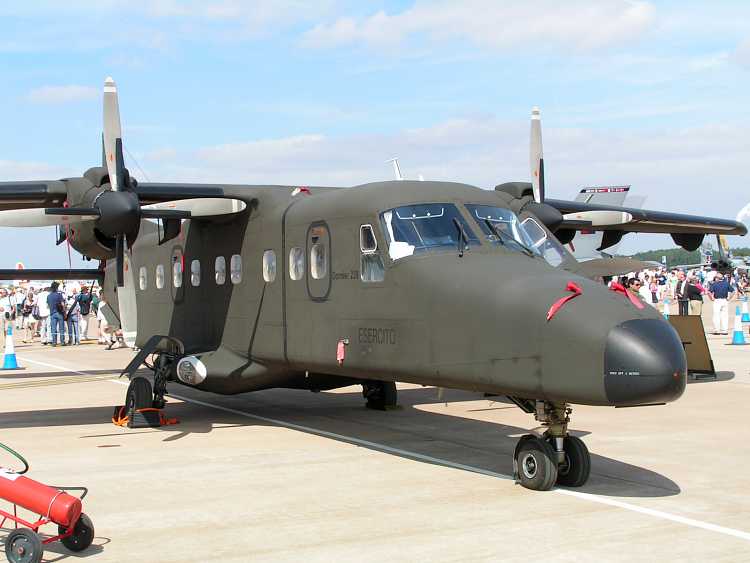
[465, 204, 538, 256]
[380, 203, 479, 260]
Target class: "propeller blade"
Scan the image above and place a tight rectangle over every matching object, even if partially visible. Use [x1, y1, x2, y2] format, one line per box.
[562, 210, 633, 227]
[0, 208, 99, 227]
[530, 106, 545, 203]
[116, 234, 125, 287]
[140, 198, 247, 217]
[103, 76, 123, 191]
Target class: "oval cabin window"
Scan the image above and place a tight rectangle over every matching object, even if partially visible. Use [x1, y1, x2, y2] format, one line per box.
[190, 260, 201, 287]
[262, 250, 276, 283]
[215, 256, 226, 285]
[230, 254, 242, 285]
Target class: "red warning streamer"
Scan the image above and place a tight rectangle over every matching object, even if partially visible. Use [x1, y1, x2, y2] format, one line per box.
[546, 282, 583, 321]
[609, 282, 645, 310]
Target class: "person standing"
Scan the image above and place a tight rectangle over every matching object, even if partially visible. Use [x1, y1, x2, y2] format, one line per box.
[47, 282, 66, 347]
[708, 273, 735, 335]
[686, 276, 704, 316]
[66, 292, 81, 345]
[674, 270, 689, 316]
[76, 286, 93, 341]
[37, 286, 51, 344]
[21, 288, 36, 343]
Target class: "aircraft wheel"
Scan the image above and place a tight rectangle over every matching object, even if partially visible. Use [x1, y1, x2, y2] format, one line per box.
[363, 381, 398, 410]
[59, 513, 95, 553]
[126, 376, 153, 412]
[515, 435, 558, 491]
[556, 436, 591, 488]
[5, 528, 43, 563]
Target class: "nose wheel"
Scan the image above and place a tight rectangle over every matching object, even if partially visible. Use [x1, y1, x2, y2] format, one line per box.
[512, 400, 591, 491]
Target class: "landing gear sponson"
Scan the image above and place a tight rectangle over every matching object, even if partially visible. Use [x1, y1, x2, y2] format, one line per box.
[509, 398, 591, 491]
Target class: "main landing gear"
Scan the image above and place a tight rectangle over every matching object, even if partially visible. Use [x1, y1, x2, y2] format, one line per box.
[362, 380, 398, 410]
[510, 400, 591, 491]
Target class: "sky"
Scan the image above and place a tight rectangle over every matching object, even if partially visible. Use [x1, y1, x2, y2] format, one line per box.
[1, 0, 749, 267]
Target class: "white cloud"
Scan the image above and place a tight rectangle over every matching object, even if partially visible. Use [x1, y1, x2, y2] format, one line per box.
[733, 39, 750, 69]
[27, 85, 98, 105]
[0, 159, 78, 180]
[302, 0, 656, 52]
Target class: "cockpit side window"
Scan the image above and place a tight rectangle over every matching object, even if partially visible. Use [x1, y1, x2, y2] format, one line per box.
[380, 203, 479, 260]
[521, 217, 566, 267]
[360, 224, 385, 282]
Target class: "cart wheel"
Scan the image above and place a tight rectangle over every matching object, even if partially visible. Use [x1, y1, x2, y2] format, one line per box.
[59, 512, 95, 552]
[5, 528, 43, 563]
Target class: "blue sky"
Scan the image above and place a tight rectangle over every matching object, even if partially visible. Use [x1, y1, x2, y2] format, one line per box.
[1, 0, 749, 267]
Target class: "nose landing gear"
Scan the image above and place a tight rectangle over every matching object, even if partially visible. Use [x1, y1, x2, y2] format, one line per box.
[511, 400, 591, 491]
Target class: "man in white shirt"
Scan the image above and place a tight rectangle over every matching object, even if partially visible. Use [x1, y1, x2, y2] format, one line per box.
[37, 286, 51, 344]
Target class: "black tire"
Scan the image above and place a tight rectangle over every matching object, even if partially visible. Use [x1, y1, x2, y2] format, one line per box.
[515, 436, 558, 491]
[556, 436, 591, 488]
[363, 381, 398, 410]
[59, 513, 95, 552]
[5, 528, 43, 563]
[126, 376, 153, 412]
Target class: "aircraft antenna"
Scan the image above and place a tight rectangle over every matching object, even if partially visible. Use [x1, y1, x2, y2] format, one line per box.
[386, 157, 403, 181]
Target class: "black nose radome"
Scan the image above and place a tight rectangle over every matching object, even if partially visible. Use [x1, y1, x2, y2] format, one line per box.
[604, 319, 687, 406]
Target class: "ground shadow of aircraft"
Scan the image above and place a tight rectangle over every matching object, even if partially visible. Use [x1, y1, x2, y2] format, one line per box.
[2, 380, 681, 499]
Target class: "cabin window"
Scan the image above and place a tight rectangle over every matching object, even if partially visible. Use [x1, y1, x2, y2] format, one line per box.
[215, 256, 226, 285]
[262, 250, 276, 283]
[521, 217, 566, 268]
[230, 254, 242, 284]
[360, 224, 377, 253]
[289, 247, 304, 280]
[139, 266, 147, 290]
[380, 203, 479, 260]
[173, 259, 183, 288]
[190, 260, 201, 287]
[156, 264, 165, 289]
[310, 243, 327, 280]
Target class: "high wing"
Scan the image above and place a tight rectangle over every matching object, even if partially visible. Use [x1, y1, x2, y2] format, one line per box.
[545, 198, 747, 252]
[546, 198, 746, 235]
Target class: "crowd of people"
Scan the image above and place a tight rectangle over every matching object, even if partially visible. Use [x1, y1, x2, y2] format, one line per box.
[609, 266, 749, 335]
[0, 282, 124, 348]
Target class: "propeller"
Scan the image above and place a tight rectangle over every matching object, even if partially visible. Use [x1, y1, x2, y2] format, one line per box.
[530, 106, 545, 204]
[0, 76, 246, 288]
[527, 107, 633, 231]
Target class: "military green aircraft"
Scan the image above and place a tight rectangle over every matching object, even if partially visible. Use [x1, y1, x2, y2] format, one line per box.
[0, 79, 746, 491]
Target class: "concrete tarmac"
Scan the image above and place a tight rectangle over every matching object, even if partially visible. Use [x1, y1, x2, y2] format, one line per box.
[1, 313, 749, 562]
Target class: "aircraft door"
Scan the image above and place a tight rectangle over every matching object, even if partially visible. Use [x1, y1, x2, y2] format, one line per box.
[306, 222, 331, 301]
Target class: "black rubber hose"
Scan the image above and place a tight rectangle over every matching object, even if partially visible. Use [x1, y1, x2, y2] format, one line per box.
[0, 441, 29, 474]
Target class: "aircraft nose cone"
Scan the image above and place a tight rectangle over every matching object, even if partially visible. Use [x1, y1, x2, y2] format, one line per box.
[604, 319, 687, 406]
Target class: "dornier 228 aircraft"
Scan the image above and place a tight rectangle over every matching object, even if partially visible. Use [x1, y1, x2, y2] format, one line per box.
[0, 79, 746, 491]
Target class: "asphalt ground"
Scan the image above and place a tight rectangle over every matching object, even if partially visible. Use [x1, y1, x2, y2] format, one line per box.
[0, 309, 749, 562]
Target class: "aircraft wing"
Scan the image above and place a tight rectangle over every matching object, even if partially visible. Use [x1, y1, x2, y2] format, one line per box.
[546, 198, 747, 251]
[0, 181, 67, 211]
[546, 198, 747, 235]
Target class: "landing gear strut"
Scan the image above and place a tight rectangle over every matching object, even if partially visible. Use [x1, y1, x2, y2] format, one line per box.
[362, 380, 398, 410]
[512, 400, 591, 491]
